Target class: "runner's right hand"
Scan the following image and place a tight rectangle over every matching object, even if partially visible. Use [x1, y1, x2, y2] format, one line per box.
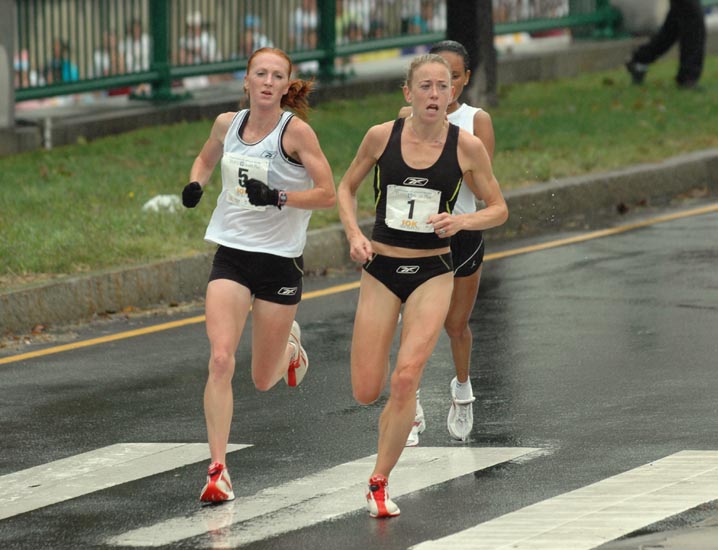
[182, 181, 203, 208]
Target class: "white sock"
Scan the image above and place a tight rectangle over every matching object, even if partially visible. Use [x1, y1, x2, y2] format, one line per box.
[454, 378, 473, 401]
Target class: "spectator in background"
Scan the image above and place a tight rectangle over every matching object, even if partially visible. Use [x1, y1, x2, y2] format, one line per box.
[400, 0, 422, 34]
[121, 17, 152, 95]
[292, 0, 318, 50]
[407, 11, 429, 34]
[406, 0, 445, 34]
[336, 0, 365, 44]
[368, 5, 387, 40]
[44, 38, 79, 84]
[14, 49, 40, 88]
[178, 11, 219, 64]
[291, 1, 320, 76]
[122, 18, 151, 72]
[625, 0, 706, 89]
[93, 30, 131, 97]
[368, 20, 386, 40]
[179, 11, 220, 90]
[93, 30, 124, 78]
[241, 14, 274, 56]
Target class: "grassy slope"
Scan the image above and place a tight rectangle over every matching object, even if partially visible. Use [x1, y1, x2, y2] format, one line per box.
[1, 56, 716, 286]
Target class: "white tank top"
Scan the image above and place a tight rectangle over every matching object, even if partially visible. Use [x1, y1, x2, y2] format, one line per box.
[204, 110, 314, 257]
[447, 103, 482, 216]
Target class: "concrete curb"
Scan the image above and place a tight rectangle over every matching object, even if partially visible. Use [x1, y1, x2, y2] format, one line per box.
[2, 148, 717, 335]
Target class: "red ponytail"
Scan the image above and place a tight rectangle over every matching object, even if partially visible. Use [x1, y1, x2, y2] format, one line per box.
[281, 78, 315, 121]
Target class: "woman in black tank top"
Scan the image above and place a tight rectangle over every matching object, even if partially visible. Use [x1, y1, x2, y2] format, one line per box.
[337, 53, 508, 518]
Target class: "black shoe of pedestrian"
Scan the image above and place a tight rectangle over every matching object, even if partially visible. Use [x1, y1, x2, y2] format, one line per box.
[625, 61, 647, 85]
[677, 79, 701, 91]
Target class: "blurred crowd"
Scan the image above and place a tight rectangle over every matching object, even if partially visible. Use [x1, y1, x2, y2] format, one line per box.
[13, 0, 653, 108]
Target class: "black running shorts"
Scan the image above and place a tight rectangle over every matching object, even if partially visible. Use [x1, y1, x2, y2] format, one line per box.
[451, 229, 484, 278]
[209, 245, 304, 305]
[362, 252, 453, 303]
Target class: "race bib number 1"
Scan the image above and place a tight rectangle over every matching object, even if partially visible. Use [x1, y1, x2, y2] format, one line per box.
[221, 153, 270, 211]
[385, 185, 441, 233]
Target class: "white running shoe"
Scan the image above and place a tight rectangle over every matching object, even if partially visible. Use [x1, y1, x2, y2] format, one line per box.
[405, 395, 426, 447]
[200, 461, 235, 504]
[284, 321, 308, 387]
[447, 377, 476, 441]
[366, 475, 400, 518]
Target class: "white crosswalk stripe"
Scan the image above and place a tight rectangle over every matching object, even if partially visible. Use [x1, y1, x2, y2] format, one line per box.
[5, 445, 718, 550]
[108, 446, 540, 548]
[411, 450, 718, 550]
[0, 443, 250, 521]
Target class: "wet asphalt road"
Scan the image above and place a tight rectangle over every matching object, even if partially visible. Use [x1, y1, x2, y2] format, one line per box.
[1, 200, 717, 550]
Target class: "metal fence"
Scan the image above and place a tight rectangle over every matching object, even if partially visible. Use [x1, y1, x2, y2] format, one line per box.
[9, 0, 642, 102]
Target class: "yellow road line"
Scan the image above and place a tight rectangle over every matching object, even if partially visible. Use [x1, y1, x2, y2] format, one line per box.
[0, 316, 206, 365]
[485, 203, 718, 261]
[2, 203, 716, 366]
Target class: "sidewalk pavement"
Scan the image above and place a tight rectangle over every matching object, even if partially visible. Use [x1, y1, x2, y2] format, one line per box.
[2, 31, 718, 336]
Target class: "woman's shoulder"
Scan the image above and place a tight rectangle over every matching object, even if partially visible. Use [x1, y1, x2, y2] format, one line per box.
[474, 107, 492, 123]
[284, 112, 315, 138]
[361, 120, 396, 149]
[215, 111, 239, 125]
[367, 120, 396, 138]
[456, 125, 485, 150]
[210, 111, 240, 139]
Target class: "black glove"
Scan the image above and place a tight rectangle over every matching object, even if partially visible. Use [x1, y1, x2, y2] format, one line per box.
[182, 181, 203, 208]
[245, 178, 280, 208]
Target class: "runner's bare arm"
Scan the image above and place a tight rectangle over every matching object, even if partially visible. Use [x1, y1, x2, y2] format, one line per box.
[338, 123, 392, 263]
[189, 112, 234, 186]
[282, 117, 336, 210]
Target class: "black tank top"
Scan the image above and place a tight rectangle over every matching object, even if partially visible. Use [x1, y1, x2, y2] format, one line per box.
[371, 117, 463, 249]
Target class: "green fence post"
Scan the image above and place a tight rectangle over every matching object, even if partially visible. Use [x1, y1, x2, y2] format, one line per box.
[317, 0, 337, 83]
[568, 0, 591, 38]
[594, 0, 620, 38]
[146, 0, 186, 101]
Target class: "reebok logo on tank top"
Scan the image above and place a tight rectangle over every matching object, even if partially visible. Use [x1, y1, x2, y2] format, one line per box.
[403, 177, 429, 187]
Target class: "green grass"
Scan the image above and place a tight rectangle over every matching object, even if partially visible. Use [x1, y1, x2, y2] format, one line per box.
[1, 56, 717, 288]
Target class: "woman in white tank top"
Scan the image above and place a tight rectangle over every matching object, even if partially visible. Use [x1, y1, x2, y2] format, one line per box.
[181, 47, 335, 504]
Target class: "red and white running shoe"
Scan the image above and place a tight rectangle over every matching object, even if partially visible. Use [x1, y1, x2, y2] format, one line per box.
[284, 321, 309, 387]
[366, 474, 400, 518]
[200, 461, 235, 504]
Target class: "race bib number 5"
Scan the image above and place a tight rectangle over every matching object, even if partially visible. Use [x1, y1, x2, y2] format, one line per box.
[221, 153, 270, 211]
[385, 185, 441, 233]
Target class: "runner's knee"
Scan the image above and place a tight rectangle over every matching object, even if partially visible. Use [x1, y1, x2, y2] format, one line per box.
[209, 350, 235, 381]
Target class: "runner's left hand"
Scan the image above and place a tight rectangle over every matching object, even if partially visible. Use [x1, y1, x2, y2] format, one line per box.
[245, 178, 280, 208]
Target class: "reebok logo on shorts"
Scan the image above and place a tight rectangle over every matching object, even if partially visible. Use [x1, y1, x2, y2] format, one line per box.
[277, 287, 298, 296]
[396, 265, 420, 275]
